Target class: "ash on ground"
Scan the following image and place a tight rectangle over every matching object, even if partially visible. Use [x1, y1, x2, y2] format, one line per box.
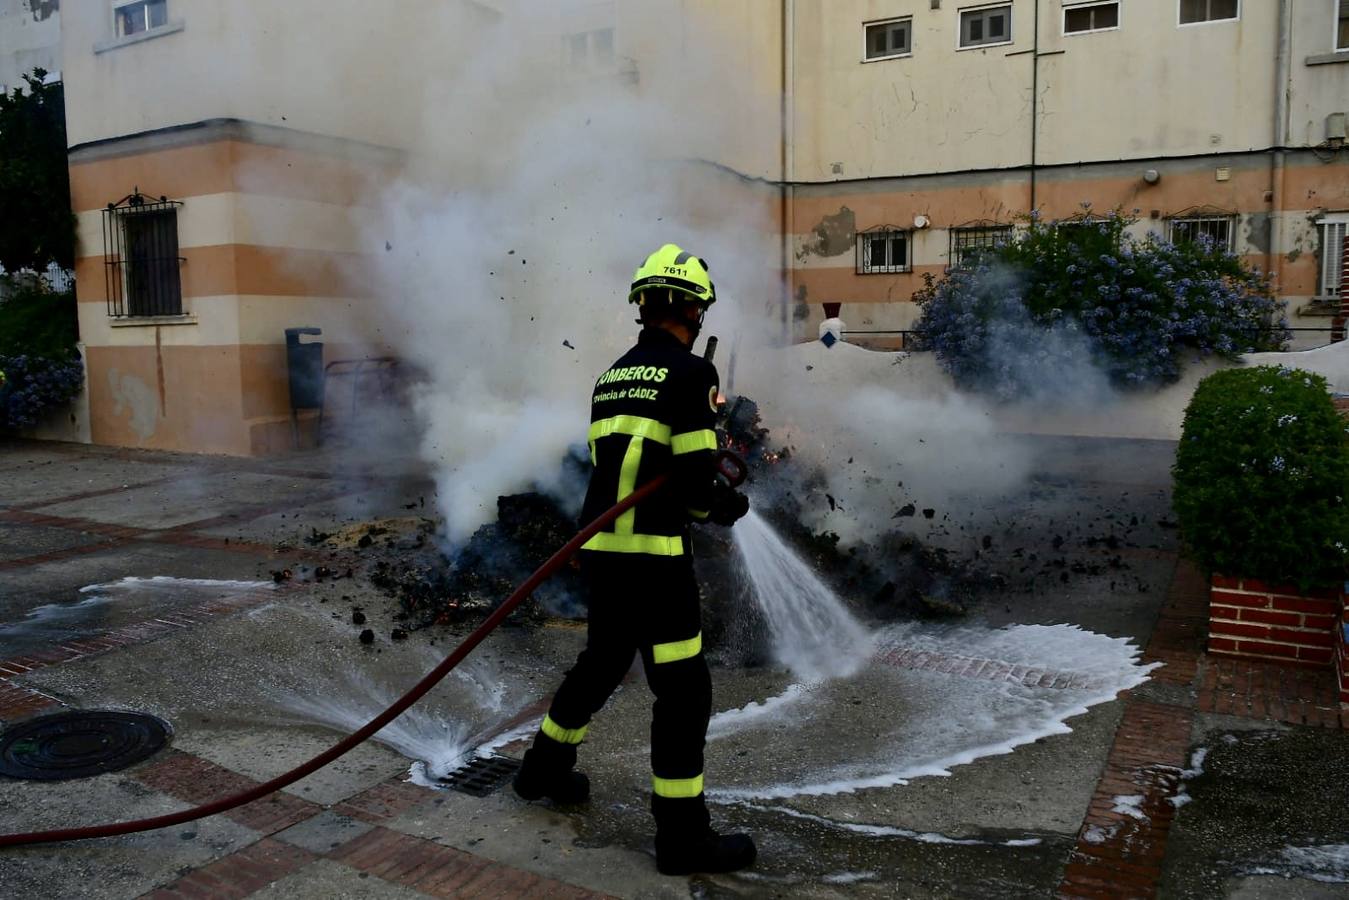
[367, 493, 585, 631]
[338, 394, 1162, 659]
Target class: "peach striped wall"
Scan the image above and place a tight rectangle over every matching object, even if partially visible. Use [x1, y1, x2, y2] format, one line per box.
[70, 125, 403, 455]
[788, 152, 1349, 342]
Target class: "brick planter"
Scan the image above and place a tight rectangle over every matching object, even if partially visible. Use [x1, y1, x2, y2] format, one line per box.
[1208, 576, 1344, 668]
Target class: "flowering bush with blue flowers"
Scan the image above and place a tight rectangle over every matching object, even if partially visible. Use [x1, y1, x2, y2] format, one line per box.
[0, 282, 83, 430]
[913, 210, 1288, 397]
[0, 352, 83, 429]
[1173, 366, 1349, 590]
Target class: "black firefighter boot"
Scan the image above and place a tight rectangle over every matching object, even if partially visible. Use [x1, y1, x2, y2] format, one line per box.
[652, 795, 757, 876]
[512, 733, 590, 805]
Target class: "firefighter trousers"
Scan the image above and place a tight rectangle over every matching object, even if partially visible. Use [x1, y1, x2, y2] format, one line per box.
[527, 552, 712, 828]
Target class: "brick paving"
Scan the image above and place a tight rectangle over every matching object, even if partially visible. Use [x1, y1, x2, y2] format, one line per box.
[1058, 556, 1346, 899]
[4, 443, 1346, 897]
[328, 826, 613, 899]
[0, 462, 609, 898]
[138, 837, 319, 899]
[134, 751, 323, 835]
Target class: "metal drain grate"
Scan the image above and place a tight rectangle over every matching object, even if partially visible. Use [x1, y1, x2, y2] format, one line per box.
[0, 710, 172, 781]
[440, 754, 520, 797]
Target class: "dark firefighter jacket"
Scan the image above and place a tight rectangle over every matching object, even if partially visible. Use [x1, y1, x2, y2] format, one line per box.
[579, 327, 720, 559]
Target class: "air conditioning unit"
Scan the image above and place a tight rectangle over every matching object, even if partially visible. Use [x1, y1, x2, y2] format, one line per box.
[1327, 112, 1347, 145]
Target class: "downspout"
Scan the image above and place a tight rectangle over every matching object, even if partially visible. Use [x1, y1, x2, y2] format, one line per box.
[1029, 0, 1040, 214]
[780, 0, 795, 345]
[1268, 0, 1292, 296]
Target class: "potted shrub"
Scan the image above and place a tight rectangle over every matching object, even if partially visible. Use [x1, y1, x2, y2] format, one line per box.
[1173, 365, 1349, 674]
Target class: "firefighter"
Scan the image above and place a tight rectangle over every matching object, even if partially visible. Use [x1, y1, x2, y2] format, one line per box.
[513, 243, 755, 875]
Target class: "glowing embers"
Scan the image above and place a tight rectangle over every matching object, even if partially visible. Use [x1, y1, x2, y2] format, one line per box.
[439, 753, 521, 797]
[0, 710, 172, 781]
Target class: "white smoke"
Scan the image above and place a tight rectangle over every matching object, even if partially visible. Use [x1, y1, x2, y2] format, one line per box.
[344, 4, 781, 545]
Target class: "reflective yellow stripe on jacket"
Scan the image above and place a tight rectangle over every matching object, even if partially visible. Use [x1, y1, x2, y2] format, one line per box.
[671, 428, 716, 455]
[583, 414, 692, 557]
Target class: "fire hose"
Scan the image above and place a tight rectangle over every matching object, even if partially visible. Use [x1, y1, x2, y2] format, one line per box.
[0, 450, 748, 849]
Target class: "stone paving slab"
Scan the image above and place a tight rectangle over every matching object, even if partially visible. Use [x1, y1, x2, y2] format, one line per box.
[274, 810, 376, 855]
[0, 777, 259, 900]
[0, 521, 106, 561]
[31, 471, 331, 530]
[0, 456, 182, 507]
[244, 857, 432, 899]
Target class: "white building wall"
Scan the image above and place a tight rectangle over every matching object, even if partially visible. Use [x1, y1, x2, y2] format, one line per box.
[0, 0, 61, 93]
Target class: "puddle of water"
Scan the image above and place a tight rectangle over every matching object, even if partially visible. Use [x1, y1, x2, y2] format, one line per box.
[708, 621, 1156, 800]
[722, 513, 1158, 801]
[1245, 845, 1349, 884]
[0, 576, 272, 658]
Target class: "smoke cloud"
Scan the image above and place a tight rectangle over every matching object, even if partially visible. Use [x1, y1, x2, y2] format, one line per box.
[342, 3, 781, 545]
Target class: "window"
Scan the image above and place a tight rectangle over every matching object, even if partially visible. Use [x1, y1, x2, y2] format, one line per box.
[857, 229, 910, 274]
[1168, 216, 1235, 251]
[102, 193, 184, 317]
[959, 5, 1012, 48]
[1338, 0, 1349, 51]
[950, 226, 1013, 268]
[864, 17, 912, 60]
[1064, 1, 1120, 35]
[1319, 216, 1349, 298]
[114, 0, 168, 37]
[1179, 0, 1239, 26]
[566, 27, 615, 73]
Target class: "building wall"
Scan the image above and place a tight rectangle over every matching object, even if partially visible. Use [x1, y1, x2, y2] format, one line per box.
[786, 0, 1349, 345]
[60, 0, 784, 455]
[0, 0, 60, 93]
[67, 123, 403, 454]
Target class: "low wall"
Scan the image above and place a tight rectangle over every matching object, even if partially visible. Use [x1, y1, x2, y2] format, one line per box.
[1208, 576, 1343, 668]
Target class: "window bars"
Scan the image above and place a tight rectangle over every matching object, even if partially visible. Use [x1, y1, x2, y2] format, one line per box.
[102, 191, 184, 317]
[856, 228, 910, 274]
[950, 225, 1013, 268]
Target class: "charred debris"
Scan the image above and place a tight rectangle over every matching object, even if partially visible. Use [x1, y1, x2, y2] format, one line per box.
[317, 394, 1159, 651]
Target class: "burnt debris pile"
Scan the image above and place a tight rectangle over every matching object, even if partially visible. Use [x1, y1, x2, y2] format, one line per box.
[719, 395, 997, 621]
[371, 493, 585, 630]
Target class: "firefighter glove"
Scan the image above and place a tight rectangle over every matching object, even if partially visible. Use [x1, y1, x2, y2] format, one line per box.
[708, 483, 749, 527]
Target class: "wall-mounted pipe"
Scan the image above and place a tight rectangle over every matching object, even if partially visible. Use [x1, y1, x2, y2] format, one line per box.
[1268, 0, 1292, 294]
[780, 0, 795, 346]
[1029, 0, 1041, 215]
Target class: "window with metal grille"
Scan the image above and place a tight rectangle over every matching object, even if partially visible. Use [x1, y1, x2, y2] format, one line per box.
[114, 0, 168, 37]
[1319, 217, 1348, 298]
[1338, 0, 1349, 51]
[950, 226, 1013, 268]
[960, 5, 1012, 48]
[1064, 1, 1120, 35]
[102, 193, 184, 318]
[857, 229, 910, 274]
[1179, 0, 1238, 25]
[1168, 216, 1234, 251]
[864, 17, 912, 60]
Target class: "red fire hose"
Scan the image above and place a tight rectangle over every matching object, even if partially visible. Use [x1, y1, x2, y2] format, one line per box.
[0, 451, 747, 848]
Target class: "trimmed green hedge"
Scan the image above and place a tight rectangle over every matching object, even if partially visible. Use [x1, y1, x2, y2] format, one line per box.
[1173, 366, 1349, 590]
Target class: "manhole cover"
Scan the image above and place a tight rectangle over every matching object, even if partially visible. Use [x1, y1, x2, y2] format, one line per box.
[0, 710, 172, 781]
[440, 754, 520, 797]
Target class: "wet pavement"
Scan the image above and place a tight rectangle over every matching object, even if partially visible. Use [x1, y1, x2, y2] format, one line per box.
[0, 436, 1345, 898]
